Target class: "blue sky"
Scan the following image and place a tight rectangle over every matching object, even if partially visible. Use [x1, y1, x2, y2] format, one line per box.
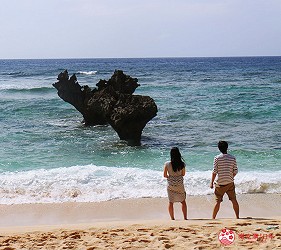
[0, 0, 280, 59]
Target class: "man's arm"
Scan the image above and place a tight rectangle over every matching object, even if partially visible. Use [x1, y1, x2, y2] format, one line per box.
[210, 157, 218, 188]
[210, 172, 216, 189]
[233, 158, 238, 177]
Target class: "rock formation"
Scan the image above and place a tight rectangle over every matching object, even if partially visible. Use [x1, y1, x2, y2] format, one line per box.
[53, 70, 158, 145]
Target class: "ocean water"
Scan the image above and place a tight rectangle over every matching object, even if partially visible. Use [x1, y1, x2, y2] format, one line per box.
[0, 57, 280, 204]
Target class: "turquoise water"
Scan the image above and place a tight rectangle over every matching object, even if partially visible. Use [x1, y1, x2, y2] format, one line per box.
[0, 57, 280, 204]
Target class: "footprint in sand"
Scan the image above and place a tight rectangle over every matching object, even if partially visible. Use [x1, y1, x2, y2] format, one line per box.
[68, 232, 81, 240]
[264, 223, 279, 226]
[158, 236, 170, 241]
[137, 228, 150, 232]
[178, 227, 196, 233]
[207, 222, 221, 225]
[124, 237, 138, 243]
[164, 243, 174, 249]
[235, 222, 252, 226]
[111, 228, 125, 232]
[138, 239, 151, 243]
[194, 240, 212, 244]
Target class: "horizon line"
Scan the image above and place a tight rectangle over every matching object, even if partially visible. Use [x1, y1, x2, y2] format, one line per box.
[1, 55, 281, 60]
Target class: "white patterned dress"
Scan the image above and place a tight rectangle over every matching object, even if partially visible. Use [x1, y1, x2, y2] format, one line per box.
[165, 161, 186, 203]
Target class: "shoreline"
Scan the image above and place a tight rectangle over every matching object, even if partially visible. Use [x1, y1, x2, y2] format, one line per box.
[0, 193, 280, 228]
[0, 194, 280, 249]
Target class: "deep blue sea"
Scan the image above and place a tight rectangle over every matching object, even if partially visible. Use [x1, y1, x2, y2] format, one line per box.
[0, 57, 280, 204]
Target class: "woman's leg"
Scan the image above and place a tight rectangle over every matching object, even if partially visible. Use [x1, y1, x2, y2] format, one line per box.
[168, 202, 175, 220]
[181, 200, 187, 220]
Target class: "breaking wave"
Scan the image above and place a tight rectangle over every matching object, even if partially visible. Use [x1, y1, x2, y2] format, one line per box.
[0, 165, 280, 204]
[77, 71, 97, 75]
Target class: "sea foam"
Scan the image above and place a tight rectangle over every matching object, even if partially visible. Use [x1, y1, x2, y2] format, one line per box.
[0, 165, 280, 205]
[77, 71, 97, 75]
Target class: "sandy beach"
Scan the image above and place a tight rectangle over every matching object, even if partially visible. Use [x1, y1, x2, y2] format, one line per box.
[0, 194, 280, 249]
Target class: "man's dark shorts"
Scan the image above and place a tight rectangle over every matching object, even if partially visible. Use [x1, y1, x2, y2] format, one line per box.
[214, 182, 236, 202]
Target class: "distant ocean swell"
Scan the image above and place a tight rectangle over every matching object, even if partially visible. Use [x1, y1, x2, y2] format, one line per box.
[1, 87, 53, 93]
[0, 69, 63, 78]
[1, 165, 281, 205]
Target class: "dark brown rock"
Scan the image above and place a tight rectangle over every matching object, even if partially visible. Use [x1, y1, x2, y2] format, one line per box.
[53, 70, 157, 145]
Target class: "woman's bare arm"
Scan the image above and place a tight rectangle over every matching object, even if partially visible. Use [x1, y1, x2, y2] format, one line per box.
[163, 164, 169, 178]
[182, 167, 186, 176]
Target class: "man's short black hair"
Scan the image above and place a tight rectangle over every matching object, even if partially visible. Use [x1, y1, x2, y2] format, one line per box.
[218, 141, 228, 153]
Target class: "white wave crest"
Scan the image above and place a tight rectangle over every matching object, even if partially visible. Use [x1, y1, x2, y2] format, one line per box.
[0, 165, 166, 204]
[77, 71, 97, 75]
[0, 165, 280, 204]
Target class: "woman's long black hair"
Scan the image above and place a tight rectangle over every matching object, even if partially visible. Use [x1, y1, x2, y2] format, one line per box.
[170, 147, 185, 172]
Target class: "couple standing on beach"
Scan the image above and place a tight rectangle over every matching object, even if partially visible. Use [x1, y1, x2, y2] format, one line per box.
[163, 141, 240, 220]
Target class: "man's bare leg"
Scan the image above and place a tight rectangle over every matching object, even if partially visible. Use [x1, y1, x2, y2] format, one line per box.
[231, 199, 240, 219]
[212, 201, 221, 219]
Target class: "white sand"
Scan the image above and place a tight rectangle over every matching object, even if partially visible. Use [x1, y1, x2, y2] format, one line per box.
[0, 194, 280, 249]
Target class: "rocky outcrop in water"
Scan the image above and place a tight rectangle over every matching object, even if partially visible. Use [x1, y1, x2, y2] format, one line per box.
[53, 70, 158, 145]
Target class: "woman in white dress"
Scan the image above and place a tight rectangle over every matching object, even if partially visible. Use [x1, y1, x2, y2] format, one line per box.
[163, 147, 187, 220]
